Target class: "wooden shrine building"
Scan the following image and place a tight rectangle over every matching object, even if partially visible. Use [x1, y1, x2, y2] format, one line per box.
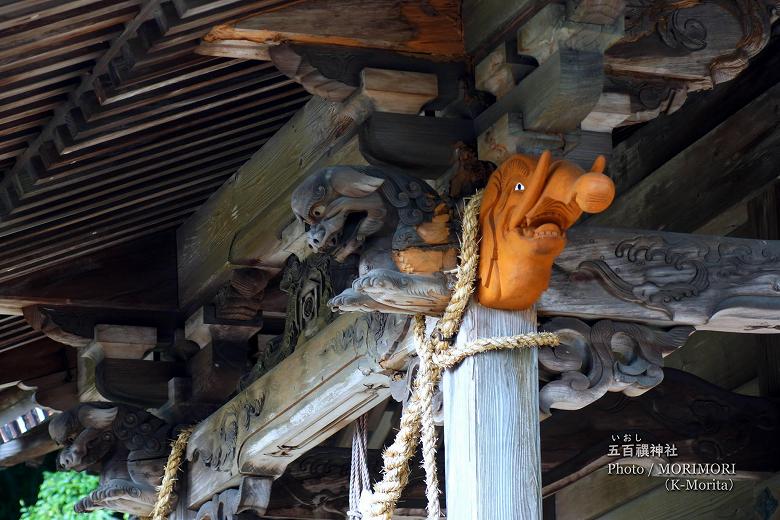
[1, 0, 780, 518]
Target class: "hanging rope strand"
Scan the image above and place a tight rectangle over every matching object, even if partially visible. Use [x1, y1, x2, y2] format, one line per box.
[415, 314, 442, 520]
[348, 414, 371, 519]
[144, 189, 559, 520]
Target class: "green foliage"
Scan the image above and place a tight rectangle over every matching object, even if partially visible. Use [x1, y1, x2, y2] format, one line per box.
[0, 460, 50, 520]
[18, 471, 116, 520]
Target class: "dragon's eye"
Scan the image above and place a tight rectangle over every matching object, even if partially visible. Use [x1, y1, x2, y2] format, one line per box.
[311, 205, 325, 218]
[514, 182, 526, 192]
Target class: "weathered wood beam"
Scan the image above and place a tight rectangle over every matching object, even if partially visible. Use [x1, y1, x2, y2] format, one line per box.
[203, 0, 464, 58]
[444, 304, 542, 519]
[0, 421, 58, 468]
[185, 312, 412, 509]
[0, 232, 178, 315]
[461, 0, 547, 56]
[589, 81, 780, 232]
[178, 69, 443, 314]
[542, 226, 780, 333]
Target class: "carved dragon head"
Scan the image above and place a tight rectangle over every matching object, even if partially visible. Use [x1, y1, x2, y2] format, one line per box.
[49, 403, 118, 471]
[292, 166, 388, 262]
[478, 151, 615, 310]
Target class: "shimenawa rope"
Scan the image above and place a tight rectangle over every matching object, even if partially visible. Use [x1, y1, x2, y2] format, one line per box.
[146, 426, 194, 520]
[357, 190, 559, 520]
[147, 190, 558, 519]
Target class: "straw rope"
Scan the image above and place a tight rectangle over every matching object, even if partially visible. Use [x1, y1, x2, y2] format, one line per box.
[145, 190, 558, 520]
[358, 191, 559, 520]
[146, 426, 194, 520]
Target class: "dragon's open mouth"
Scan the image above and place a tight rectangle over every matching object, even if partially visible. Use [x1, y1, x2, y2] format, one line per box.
[332, 210, 367, 260]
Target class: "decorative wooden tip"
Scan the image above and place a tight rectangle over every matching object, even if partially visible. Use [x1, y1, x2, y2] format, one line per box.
[477, 152, 615, 310]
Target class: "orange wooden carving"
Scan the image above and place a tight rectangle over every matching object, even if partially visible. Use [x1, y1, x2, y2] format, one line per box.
[477, 151, 615, 310]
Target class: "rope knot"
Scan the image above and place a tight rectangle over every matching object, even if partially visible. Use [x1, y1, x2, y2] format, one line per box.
[358, 190, 559, 520]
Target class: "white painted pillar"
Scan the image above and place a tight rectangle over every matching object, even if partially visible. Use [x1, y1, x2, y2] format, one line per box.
[443, 302, 541, 519]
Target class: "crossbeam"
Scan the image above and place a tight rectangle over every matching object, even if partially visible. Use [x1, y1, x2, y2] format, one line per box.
[184, 225, 780, 507]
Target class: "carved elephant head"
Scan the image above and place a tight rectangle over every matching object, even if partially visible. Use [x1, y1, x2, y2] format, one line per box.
[478, 151, 615, 310]
[291, 166, 388, 262]
[49, 403, 118, 471]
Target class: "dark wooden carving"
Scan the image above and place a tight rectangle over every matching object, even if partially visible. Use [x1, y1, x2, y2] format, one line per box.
[193, 393, 267, 473]
[245, 253, 355, 383]
[539, 318, 693, 417]
[576, 231, 780, 320]
[539, 227, 780, 332]
[611, 0, 777, 88]
[49, 403, 175, 516]
[541, 368, 780, 493]
[23, 306, 93, 347]
[194, 476, 272, 520]
[291, 165, 458, 315]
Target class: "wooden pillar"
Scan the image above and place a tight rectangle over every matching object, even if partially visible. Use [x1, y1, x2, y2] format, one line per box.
[443, 302, 542, 519]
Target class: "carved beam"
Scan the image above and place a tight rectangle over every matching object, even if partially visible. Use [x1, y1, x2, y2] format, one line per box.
[540, 226, 780, 333]
[185, 312, 412, 509]
[607, 0, 777, 90]
[392, 317, 691, 419]
[177, 75, 445, 313]
[588, 80, 780, 232]
[203, 0, 464, 58]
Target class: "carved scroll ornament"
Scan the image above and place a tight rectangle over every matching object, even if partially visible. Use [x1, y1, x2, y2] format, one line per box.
[538, 318, 693, 417]
[575, 232, 780, 326]
[477, 151, 615, 310]
[49, 403, 174, 516]
[615, 0, 778, 88]
[195, 476, 272, 520]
